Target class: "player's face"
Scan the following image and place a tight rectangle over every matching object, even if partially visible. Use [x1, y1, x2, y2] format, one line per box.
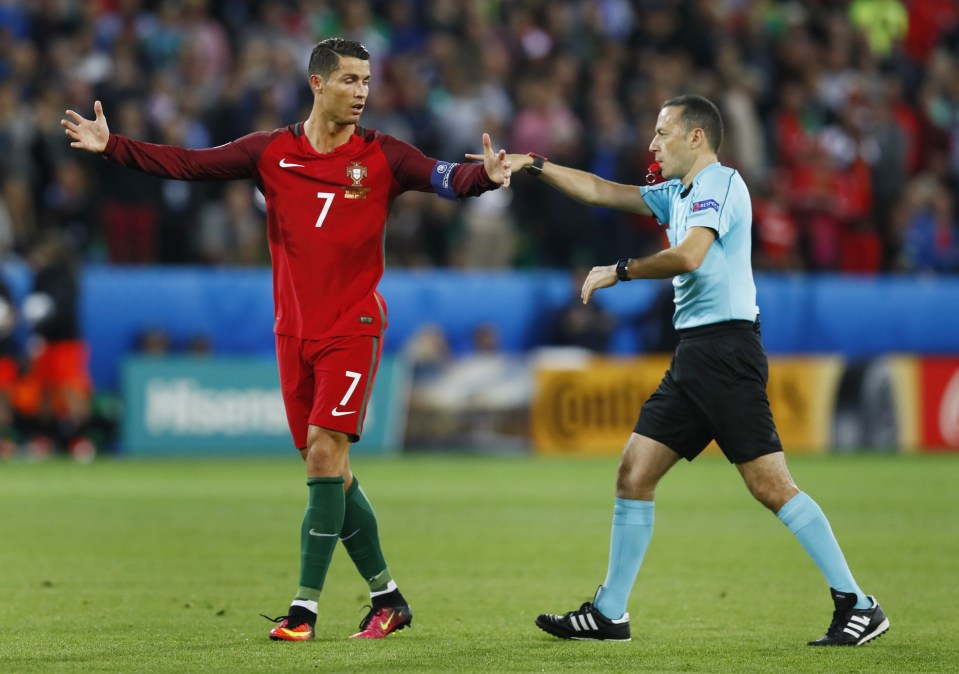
[649, 106, 693, 180]
[318, 56, 371, 125]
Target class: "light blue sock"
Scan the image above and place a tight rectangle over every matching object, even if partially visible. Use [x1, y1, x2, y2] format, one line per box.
[776, 492, 870, 609]
[594, 498, 654, 620]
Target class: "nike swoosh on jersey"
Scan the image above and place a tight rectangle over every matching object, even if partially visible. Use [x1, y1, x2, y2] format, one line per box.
[279, 158, 305, 168]
[331, 408, 357, 417]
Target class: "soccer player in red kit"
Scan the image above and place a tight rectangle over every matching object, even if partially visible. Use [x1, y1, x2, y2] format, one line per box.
[62, 38, 512, 641]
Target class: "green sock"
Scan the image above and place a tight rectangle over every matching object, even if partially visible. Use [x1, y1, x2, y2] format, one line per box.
[298, 476, 346, 599]
[341, 478, 393, 592]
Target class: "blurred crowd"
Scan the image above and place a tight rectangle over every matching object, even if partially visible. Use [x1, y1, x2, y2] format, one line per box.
[2, 0, 958, 458]
[0, 0, 957, 274]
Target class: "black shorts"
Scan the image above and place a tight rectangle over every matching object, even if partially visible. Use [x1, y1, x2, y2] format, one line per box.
[633, 320, 783, 464]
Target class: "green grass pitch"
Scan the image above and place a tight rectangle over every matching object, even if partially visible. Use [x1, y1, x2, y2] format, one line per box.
[1, 452, 956, 673]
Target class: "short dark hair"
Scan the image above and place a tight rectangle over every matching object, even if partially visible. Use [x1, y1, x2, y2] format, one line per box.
[662, 95, 724, 153]
[308, 38, 370, 79]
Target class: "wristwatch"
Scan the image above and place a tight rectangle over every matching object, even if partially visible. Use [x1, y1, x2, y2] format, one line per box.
[526, 152, 547, 177]
[615, 258, 632, 282]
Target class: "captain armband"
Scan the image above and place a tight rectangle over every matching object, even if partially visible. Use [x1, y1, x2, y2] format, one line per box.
[431, 161, 459, 201]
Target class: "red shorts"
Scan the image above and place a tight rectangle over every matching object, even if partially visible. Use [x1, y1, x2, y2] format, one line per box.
[275, 333, 383, 448]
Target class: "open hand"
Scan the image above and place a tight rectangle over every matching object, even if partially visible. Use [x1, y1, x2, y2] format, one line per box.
[465, 133, 510, 188]
[61, 100, 110, 153]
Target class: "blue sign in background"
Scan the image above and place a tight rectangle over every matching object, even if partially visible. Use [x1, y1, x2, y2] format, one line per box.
[121, 355, 409, 456]
[3, 264, 957, 393]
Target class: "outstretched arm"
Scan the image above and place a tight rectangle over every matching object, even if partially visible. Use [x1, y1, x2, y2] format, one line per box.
[504, 154, 653, 216]
[62, 100, 261, 181]
[61, 100, 110, 153]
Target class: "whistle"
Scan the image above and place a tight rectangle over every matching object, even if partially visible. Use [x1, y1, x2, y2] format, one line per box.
[646, 162, 661, 184]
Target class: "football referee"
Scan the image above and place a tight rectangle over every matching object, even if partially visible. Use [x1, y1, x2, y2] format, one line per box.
[507, 95, 888, 647]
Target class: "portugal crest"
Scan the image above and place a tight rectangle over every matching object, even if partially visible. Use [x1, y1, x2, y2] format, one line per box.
[344, 161, 370, 199]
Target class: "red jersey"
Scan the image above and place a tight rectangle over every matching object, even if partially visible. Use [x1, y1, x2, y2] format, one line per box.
[103, 124, 498, 340]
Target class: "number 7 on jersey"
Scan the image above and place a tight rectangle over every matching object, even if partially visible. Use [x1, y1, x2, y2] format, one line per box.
[315, 192, 335, 227]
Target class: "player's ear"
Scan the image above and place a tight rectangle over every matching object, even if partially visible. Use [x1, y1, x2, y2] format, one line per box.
[309, 73, 323, 94]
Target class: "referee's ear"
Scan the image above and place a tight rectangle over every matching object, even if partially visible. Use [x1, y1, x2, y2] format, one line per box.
[688, 127, 707, 151]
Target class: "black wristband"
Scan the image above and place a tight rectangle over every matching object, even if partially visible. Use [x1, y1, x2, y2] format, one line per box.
[615, 258, 632, 282]
[526, 153, 547, 176]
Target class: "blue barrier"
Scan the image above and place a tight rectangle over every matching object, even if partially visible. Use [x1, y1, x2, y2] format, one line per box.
[755, 274, 959, 356]
[2, 264, 957, 390]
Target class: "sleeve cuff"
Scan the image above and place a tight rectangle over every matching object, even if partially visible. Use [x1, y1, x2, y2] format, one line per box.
[102, 134, 120, 157]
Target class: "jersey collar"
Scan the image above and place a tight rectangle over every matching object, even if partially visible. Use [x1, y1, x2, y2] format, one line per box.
[681, 161, 722, 198]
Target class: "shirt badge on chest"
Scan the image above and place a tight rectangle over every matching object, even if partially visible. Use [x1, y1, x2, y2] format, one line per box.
[344, 161, 370, 200]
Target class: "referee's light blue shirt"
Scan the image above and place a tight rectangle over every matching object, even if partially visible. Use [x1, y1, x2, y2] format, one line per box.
[639, 162, 758, 330]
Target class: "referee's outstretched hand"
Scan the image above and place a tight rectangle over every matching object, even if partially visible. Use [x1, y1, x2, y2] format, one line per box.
[465, 133, 511, 188]
[62, 100, 110, 154]
[581, 263, 618, 304]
